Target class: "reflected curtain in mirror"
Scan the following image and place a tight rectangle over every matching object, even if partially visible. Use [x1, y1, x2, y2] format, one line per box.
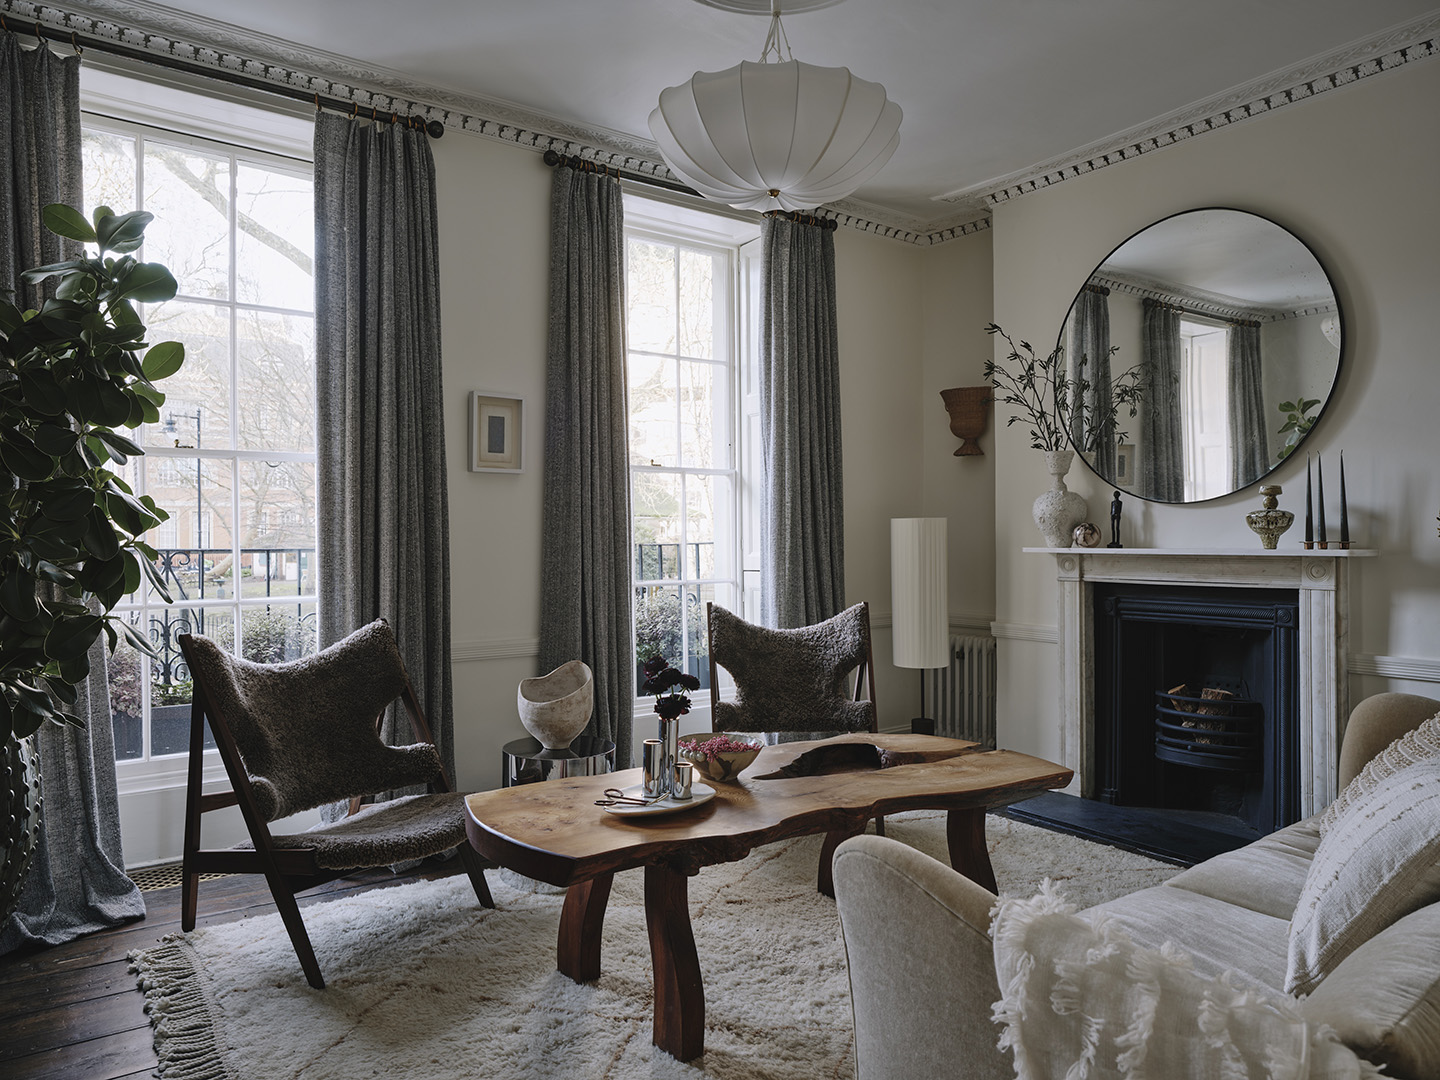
[1139, 299, 1184, 503]
[1067, 284, 1114, 477]
[1228, 321, 1268, 489]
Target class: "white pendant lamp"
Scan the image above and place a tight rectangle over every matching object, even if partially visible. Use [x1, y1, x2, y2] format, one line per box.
[649, 1, 902, 212]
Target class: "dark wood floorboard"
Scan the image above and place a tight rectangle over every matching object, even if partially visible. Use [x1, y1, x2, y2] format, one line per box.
[0, 860, 468, 1079]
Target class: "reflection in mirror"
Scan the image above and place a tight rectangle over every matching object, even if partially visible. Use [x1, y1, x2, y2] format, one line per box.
[1060, 209, 1341, 503]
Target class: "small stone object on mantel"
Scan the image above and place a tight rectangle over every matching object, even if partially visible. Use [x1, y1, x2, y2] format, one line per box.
[1073, 522, 1102, 548]
[1246, 485, 1295, 550]
[1108, 491, 1124, 548]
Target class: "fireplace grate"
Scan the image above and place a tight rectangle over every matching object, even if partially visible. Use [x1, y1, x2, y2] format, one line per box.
[1154, 688, 1263, 772]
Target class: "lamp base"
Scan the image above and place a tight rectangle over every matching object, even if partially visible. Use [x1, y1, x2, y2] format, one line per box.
[910, 716, 935, 736]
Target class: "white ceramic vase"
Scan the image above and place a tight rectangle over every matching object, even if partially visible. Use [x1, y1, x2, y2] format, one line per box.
[517, 660, 594, 749]
[1033, 449, 1089, 549]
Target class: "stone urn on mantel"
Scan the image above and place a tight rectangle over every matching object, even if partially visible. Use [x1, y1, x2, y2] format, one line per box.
[1033, 450, 1089, 548]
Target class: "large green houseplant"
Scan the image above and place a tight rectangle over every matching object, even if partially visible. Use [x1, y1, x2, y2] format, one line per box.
[1, 203, 185, 923]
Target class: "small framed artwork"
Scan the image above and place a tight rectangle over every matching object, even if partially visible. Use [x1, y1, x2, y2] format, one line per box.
[469, 392, 523, 473]
[1115, 443, 1135, 488]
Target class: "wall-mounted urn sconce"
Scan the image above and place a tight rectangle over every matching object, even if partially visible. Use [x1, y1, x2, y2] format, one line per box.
[940, 386, 990, 456]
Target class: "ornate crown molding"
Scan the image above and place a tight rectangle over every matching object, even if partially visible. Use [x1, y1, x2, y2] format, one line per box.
[935, 10, 1440, 212]
[8, 1, 1437, 246]
[1092, 273, 1338, 323]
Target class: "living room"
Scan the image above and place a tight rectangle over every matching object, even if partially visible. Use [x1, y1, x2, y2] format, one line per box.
[3, 1, 1439, 1078]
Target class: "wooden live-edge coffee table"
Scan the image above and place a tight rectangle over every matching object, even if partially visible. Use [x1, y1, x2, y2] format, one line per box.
[464, 733, 1072, 1062]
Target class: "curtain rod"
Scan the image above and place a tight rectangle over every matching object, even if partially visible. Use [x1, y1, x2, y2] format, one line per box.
[0, 19, 443, 137]
[543, 149, 698, 198]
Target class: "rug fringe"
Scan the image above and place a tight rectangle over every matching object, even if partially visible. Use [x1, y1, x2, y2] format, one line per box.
[129, 934, 236, 1080]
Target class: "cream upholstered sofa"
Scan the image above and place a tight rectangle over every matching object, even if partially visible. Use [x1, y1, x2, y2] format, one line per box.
[833, 693, 1440, 1080]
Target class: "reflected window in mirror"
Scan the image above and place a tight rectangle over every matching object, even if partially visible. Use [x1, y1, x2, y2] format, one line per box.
[1060, 209, 1342, 504]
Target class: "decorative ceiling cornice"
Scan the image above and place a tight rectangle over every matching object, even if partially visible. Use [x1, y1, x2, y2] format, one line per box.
[1091, 273, 1337, 323]
[5, 1, 1437, 247]
[935, 10, 1440, 213]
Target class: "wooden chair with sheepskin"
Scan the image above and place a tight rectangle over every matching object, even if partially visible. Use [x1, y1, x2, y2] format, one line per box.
[177, 618, 494, 988]
[706, 601, 883, 893]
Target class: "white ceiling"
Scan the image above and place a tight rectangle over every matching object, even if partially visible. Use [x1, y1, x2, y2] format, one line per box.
[58, 0, 1440, 224]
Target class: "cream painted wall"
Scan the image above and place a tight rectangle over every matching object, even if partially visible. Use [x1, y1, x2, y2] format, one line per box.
[991, 59, 1440, 762]
[920, 230, 997, 632]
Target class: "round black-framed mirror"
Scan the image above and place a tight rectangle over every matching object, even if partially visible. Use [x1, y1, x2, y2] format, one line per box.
[1058, 208, 1342, 504]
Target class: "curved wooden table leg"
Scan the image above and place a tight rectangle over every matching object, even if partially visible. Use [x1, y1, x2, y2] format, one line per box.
[557, 872, 613, 982]
[645, 862, 705, 1061]
[818, 823, 867, 898]
[946, 807, 999, 894]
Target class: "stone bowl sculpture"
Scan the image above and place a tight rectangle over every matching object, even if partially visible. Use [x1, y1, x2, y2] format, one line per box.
[517, 660, 594, 750]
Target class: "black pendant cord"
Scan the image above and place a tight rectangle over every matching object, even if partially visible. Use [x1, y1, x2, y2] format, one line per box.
[1, 17, 443, 137]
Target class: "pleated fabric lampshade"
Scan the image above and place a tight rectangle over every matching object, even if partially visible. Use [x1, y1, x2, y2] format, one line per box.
[891, 518, 948, 670]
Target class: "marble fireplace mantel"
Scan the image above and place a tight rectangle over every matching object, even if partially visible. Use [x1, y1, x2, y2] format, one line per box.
[1026, 547, 1376, 817]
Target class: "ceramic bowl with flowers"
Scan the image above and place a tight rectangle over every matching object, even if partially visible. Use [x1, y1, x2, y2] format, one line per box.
[678, 732, 765, 783]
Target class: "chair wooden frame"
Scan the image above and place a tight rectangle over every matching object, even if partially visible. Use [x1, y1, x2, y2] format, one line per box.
[178, 634, 495, 989]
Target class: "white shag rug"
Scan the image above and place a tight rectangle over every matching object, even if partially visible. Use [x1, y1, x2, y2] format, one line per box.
[130, 813, 1178, 1080]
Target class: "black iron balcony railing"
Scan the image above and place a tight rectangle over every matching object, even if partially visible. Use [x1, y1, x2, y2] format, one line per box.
[634, 541, 713, 582]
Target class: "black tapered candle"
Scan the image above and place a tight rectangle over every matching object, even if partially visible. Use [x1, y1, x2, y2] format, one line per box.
[1305, 456, 1313, 544]
[1340, 451, 1349, 545]
[1317, 455, 1327, 545]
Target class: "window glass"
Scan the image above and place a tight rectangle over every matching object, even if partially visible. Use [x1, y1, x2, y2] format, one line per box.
[88, 117, 319, 763]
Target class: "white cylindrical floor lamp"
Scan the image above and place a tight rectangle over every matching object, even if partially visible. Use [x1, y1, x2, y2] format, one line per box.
[891, 518, 948, 735]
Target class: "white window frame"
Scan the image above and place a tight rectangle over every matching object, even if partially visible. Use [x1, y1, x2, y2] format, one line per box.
[622, 192, 760, 737]
[79, 69, 317, 801]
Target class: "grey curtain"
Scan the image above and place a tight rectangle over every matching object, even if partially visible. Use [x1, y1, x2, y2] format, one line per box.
[1139, 298, 1184, 502]
[1067, 284, 1114, 475]
[313, 112, 455, 781]
[2, 34, 145, 953]
[760, 215, 845, 629]
[538, 164, 633, 765]
[1228, 321, 1268, 488]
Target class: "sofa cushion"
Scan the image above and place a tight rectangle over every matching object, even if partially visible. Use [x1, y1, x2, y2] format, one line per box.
[1301, 901, 1440, 1080]
[1089, 881, 1291, 992]
[1163, 817, 1321, 921]
[992, 884, 1382, 1080]
[1288, 759, 1440, 996]
[1322, 707, 1440, 835]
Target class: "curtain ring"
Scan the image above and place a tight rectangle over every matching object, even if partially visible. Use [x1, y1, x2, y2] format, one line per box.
[349, 102, 358, 119]
[313, 93, 320, 112]
[371, 105, 378, 122]
[34, 19, 44, 41]
[391, 112, 397, 125]
[70, 30, 82, 55]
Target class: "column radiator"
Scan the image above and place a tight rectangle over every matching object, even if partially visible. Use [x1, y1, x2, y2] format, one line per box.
[924, 634, 998, 747]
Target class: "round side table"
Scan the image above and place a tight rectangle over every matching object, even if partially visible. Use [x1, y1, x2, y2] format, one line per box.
[501, 735, 616, 787]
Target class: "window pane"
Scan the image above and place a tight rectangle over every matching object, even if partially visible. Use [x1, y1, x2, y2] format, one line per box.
[236, 310, 315, 451]
[628, 353, 677, 468]
[635, 585, 683, 673]
[139, 301, 233, 449]
[628, 239, 676, 353]
[240, 604, 317, 664]
[633, 472, 682, 581]
[147, 458, 235, 599]
[238, 460, 315, 597]
[679, 249, 715, 359]
[148, 605, 229, 757]
[108, 614, 145, 761]
[144, 141, 231, 300]
[235, 163, 314, 310]
[684, 473, 731, 579]
[680, 360, 727, 469]
[82, 130, 135, 221]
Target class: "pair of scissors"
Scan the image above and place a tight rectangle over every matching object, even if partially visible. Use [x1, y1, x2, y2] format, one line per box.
[594, 787, 665, 807]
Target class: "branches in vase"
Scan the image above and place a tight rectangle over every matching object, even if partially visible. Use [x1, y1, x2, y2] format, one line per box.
[981, 323, 1144, 455]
